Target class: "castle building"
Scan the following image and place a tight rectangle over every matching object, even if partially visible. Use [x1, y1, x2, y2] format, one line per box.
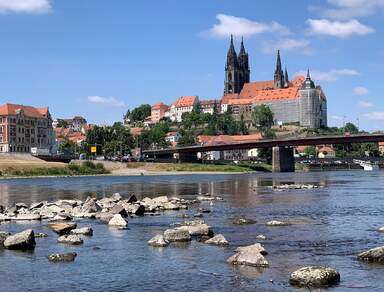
[222, 38, 327, 129]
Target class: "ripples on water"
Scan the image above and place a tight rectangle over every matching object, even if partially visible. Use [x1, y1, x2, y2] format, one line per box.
[1, 171, 384, 291]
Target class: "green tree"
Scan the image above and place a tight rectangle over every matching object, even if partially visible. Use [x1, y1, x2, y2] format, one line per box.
[252, 104, 274, 133]
[304, 146, 317, 157]
[59, 138, 76, 154]
[128, 104, 151, 124]
[343, 122, 359, 134]
[178, 130, 196, 146]
[192, 102, 202, 114]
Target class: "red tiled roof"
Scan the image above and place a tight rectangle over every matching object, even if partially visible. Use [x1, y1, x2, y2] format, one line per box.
[0, 103, 49, 118]
[239, 76, 305, 102]
[172, 96, 198, 108]
[221, 94, 239, 104]
[152, 102, 168, 110]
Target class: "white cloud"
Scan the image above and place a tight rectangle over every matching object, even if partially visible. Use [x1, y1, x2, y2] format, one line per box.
[263, 38, 312, 54]
[87, 96, 125, 107]
[314, 0, 384, 20]
[306, 19, 374, 38]
[362, 111, 384, 120]
[0, 0, 51, 14]
[296, 69, 360, 81]
[358, 100, 373, 108]
[353, 86, 369, 95]
[202, 14, 290, 38]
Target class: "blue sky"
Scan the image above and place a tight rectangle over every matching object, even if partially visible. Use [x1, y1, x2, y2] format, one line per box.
[0, 0, 383, 130]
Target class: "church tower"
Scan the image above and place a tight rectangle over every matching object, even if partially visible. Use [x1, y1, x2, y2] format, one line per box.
[238, 37, 250, 86]
[224, 36, 249, 95]
[274, 50, 285, 89]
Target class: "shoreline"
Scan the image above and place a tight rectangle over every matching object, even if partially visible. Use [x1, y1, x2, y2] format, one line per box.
[0, 169, 251, 180]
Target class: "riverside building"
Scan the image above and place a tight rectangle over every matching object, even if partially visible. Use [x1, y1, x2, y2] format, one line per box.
[0, 103, 55, 153]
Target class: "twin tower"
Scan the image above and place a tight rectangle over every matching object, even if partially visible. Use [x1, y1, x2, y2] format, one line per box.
[224, 36, 289, 95]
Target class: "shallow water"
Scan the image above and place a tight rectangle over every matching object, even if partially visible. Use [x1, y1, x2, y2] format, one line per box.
[1, 171, 384, 291]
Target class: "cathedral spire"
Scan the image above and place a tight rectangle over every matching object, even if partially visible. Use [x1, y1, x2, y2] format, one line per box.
[226, 34, 238, 69]
[274, 50, 284, 89]
[239, 36, 246, 54]
[284, 67, 289, 87]
[276, 50, 282, 72]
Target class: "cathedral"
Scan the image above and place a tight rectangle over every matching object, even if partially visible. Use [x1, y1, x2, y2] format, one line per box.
[222, 36, 327, 129]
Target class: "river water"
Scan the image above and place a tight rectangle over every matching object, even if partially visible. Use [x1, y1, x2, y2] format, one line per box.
[0, 171, 384, 291]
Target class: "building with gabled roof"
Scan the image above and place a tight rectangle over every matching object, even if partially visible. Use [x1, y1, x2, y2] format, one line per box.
[168, 95, 199, 122]
[0, 103, 54, 153]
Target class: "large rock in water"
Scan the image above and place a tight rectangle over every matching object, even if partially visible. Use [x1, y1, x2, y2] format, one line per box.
[0, 231, 11, 246]
[176, 224, 213, 236]
[227, 243, 268, 267]
[57, 234, 83, 245]
[163, 228, 191, 242]
[48, 223, 77, 235]
[289, 266, 340, 288]
[81, 197, 101, 213]
[148, 234, 169, 247]
[205, 234, 229, 246]
[109, 204, 128, 217]
[3, 229, 36, 250]
[48, 252, 77, 262]
[358, 246, 384, 263]
[378, 227, 384, 233]
[108, 214, 128, 229]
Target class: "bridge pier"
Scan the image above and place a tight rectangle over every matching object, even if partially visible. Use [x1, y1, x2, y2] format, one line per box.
[178, 152, 198, 163]
[272, 146, 295, 172]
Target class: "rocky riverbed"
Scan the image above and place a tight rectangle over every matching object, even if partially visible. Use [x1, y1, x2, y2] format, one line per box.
[1, 172, 384, 291]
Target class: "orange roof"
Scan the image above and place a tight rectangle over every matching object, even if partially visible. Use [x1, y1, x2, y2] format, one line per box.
[239, 76, 305, 102]
[172, 96, 198, 108]
[227, 98, 254, 106]
[221, 94, 239, 104]
[0, 103, 49, 118]
[152, 102, 168, 110]
[197, 134, 262, 146]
